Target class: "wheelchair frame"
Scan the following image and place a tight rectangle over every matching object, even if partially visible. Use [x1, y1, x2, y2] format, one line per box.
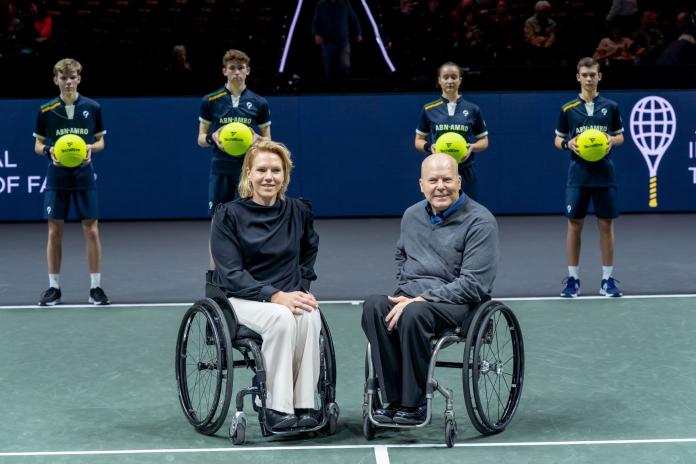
[175, 284, 339, 444]
[362, 299, 524, 447]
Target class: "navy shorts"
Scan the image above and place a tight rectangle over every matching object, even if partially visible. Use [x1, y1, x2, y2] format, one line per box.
[458, 164, 478, 201]
[565, 187, 618, 219]
[43, 189, 99, 220]
[208, 173, 240, 216]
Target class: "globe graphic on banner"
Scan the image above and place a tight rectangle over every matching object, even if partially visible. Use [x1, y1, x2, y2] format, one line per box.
[629, 96, 676, 208]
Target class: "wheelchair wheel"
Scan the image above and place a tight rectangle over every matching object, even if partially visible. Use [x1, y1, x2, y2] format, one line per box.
[463, 301, 524, 435]
[444, 417, 457, 448]
[319, 311, 337, 404]
[175, 298, 234, 435]
[362, 412, 376, 440]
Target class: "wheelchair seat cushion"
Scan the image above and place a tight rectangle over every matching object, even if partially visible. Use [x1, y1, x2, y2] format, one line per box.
[235, 324, 263, 343]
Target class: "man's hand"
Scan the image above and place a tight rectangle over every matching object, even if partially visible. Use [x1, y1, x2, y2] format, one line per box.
[272, 291, 319, 315]
[605, 133, 614, 153]
[385, 296, 424, 332]
[314, 35, 323, 45]
[82, 144, 93, 165]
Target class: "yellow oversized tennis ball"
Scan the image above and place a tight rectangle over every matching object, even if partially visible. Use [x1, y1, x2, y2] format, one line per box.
[434, 132, 468, 163]
[54, 134, 87, 168]
[576, 129, 608, 162]
[219, 122, 253, 156]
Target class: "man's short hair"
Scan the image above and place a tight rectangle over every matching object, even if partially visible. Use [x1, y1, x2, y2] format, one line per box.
[577, 57, 600, 72]
[53, 58, 82, 76]
[222, 49, 251, 67]
[535, 1, 551, 12]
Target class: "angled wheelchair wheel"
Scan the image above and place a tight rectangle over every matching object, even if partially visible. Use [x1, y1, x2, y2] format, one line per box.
[175, 298, 234, 435]
[463, 301, 524, 435]
[318, 311, 339, 434]
[319, 311, 337, 404]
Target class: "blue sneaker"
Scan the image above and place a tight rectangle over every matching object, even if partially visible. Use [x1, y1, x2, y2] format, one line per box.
[600, 277, 623, 297]
[560, 277, 580, 298]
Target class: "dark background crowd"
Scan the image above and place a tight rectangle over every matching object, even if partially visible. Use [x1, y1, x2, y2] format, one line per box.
[1, 0, 695, 97]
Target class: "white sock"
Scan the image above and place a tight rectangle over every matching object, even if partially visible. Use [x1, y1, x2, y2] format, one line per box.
[602, 266, 613, 280]
[49, 274, 60, 289]
[90, 273, 101, 289]
[568, 266, 579, 279]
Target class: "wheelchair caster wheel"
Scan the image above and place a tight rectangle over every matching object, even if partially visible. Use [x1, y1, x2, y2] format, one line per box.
[229, 412, 247, 445]
[362, 413, 376, 440]
[445, 418, 457, 448]
[325, 402, 339, 435]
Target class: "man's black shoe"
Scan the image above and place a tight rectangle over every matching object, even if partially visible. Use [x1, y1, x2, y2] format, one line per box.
[38, 287, 61, 306]
[393, 404, 427, 425]
[295, 408, 320, 428]
[373, 402, 400, 424]
[265, 409, 298, 431]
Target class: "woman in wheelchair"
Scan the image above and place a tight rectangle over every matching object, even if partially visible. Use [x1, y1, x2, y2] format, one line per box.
[209, 140, 322, 432]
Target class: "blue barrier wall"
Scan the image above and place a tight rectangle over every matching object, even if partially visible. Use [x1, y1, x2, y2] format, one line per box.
[2, 91, 695, 221]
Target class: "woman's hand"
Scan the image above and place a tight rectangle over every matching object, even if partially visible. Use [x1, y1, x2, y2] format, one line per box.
[272, 291, 319, 315]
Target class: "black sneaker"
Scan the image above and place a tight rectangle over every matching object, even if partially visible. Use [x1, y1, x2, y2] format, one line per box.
[38, 287, 62, 306]
[393, 404, 428, 425]
[88, 287, 110, 305]
[295, 408, 320, 428]
[265, 409, 298, 431]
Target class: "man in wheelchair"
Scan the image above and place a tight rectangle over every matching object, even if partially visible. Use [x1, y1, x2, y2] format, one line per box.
[362, 153, 500, 425]
[209, 141, 322, 431]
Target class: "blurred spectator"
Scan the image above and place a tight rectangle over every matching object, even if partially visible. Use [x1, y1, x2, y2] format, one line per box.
[605, 0, 639, 33]
[523, 1, 557, 64]
[593, 22, 635, 65]
[29, 1, 52, 43]
[386, 1, 422, 80]
[491, 0, 520, 64]
[456, 9, 488, 64]
[1, 0, 23, 57]
[312, 0, 363, 92]
[657, 11, 696, 65]
[632, 10, 665, 64]
[164, 44, 195, 93]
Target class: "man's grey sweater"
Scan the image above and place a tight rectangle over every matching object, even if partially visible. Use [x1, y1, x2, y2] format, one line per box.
[396, 197, 500, 305]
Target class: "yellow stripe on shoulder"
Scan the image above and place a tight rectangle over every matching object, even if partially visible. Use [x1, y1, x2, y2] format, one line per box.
[424, 101, 444, 111]
[208, 91, 227, 102]
[41, 102, 61, 113]
[562, 101, 582, 112]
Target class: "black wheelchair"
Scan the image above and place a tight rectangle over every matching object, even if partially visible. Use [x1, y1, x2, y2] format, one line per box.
[362, 299, 524, 447]
[175, 284, 339, 444]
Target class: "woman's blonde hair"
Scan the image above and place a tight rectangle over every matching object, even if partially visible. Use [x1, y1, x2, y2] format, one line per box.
[238, 140, 294, 200]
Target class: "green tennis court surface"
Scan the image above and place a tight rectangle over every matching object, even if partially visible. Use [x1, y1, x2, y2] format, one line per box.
[2, 296, 696, 463]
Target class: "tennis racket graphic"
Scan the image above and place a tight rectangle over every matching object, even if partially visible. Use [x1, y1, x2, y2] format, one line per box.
[629, 96, 676, 208]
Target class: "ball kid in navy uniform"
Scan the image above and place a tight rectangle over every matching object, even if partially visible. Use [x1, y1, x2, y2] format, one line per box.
[198, 49, 271, 276]
[415, 61, 489, 200]
[555, 57, 625, 298]
[198, 49, 271, 217]
[34, 58, 109, 306]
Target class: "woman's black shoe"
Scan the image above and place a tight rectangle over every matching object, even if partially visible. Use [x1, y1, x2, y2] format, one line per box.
[295, 409, 320, 427]
[265, 409, 298, 431]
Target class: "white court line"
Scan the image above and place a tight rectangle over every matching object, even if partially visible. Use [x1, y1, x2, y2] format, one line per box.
[374, 445, 390, 464]
[4, 438, 696, 457]
[2, 293, 696, 310]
